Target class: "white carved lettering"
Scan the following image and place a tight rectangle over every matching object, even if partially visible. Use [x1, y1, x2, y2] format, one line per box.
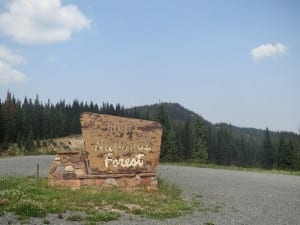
[104, 154, 144, 168]
[95, 139, 152, 153]
[105, 158, 112, 167]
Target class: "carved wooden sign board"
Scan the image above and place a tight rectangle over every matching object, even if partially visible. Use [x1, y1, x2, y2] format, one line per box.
[80, 113, 162, 174]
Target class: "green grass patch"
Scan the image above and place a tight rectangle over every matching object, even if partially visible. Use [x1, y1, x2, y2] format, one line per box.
[67, 213, 83, 221]
[162, 162, 300, 176]
[204, 222, 215, 225]
[0, 177, 193, 221]
[43, 219, 50, 224]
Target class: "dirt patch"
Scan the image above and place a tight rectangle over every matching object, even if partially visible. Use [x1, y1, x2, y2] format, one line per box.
[37, 135, 84, 154]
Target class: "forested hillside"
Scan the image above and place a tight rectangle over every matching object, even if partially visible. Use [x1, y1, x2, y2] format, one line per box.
[1, 91, 299, 170]
[128, 103, 300, 170]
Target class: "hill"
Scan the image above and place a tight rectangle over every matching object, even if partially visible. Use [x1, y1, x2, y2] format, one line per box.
[0, 92, 299, 170]
[127, 102, 298, 143]
[126, 102, 300, 169]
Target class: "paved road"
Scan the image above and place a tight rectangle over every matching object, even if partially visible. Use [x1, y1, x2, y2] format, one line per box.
[0, 156, 299, 225]
[0, 155, 54, 177]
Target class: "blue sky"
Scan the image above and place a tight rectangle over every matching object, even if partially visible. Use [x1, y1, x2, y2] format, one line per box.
[0, 0, 299, 133]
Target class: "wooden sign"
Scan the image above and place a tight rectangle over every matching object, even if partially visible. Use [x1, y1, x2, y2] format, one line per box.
[80, 113, 162, 174]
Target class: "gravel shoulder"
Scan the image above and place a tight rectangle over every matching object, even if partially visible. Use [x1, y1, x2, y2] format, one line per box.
[0, 156, 299, 225]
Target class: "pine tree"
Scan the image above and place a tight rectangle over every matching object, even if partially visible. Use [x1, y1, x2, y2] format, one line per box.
[183, 119, 192, 160]
[278, 137, 295, 170]
[262, 128, 274, 169]
[192, 117, 208, 162]
[25, 128, 35, 152]
[239, 136, 247, 166]
[166, 128, 178, 161]
[206, 126, 218, 163]
[156, 103, 178, 161]
[3, 91, 18, 142]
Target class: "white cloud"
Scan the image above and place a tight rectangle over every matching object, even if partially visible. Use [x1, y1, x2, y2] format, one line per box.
[0, 59, 26, 84]
[0, 45, 27, 84]
[0, 45, 26, 64]
[251, 43, 287, 60]
[0, 0, 91, 43]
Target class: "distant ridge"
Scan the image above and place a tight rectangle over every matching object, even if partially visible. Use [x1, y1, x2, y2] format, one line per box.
[127, 102, 297, 136]
[125, 102, 300, 155]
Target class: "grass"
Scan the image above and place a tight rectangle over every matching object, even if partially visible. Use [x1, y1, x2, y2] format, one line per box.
[0, 177, 193, 222]
[42, 219, 50, 224]
[66, 213, 83, 221]
[204, 222, 215, 225]
[162, 162, 300, 176]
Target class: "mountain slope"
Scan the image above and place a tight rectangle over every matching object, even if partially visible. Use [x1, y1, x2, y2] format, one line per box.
[126, 102, 300, 168]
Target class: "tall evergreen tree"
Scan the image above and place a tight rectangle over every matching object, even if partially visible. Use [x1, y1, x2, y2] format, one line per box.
[25, 128, 35, 152]
[206, 126, 218, 163]
[183, 119, 192, 160]
[156, 104, 178, 161]
[239, 136, 247, 166]
[278, 137, 295, 170]
[166, 127, 178, 161]
[262, 128, 274, 169]
[192, 116, 208, 161]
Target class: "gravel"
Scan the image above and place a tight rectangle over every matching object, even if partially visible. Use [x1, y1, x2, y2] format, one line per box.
[0, 156, 299, 225]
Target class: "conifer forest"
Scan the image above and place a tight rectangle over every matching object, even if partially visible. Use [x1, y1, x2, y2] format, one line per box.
[1, 91, 299, 170]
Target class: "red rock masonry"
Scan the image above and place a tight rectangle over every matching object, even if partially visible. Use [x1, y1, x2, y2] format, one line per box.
[48, 152, 158, 191]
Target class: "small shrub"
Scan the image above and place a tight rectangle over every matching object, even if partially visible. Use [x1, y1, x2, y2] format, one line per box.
[13, 199, 46, 218]
[36, 139, 41, 148]
[42, 141, 47, 147]
[0, 189, 25, 201]
[46, 148, 56, 155]
[43, 219, 50, 224]
[85, 222, 96, 225]
[52, 141, 57, 147]
[7, 145, 22, 156]
[67, 213, 83, 221]
[7, 148, 17, 156]
[204, 222, 215, 225]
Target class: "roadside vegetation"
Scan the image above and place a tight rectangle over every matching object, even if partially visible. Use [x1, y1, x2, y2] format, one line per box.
[0, 177, 193, 223]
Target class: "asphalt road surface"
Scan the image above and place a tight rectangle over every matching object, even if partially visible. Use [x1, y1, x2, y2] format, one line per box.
[0, 156, 299, 225]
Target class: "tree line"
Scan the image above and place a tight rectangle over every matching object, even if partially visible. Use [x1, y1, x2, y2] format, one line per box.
[127, 103, 300, 170]
[1, 92, 299, 170]
[0, 91, 124, 153]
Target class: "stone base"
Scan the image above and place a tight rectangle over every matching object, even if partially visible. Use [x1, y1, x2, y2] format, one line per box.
[48, 173, 158, 191]
[48, 152, 158, 191]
